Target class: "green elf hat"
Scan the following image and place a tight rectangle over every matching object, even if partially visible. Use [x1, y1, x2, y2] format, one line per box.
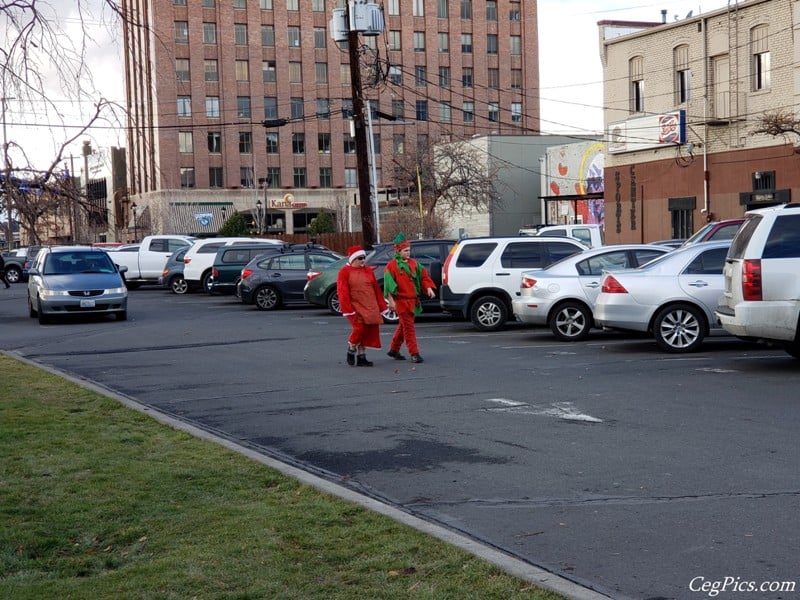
[393, 232, 410, 250]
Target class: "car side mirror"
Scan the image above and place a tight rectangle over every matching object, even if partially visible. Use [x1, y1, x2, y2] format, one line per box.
[29, 267, 40, 276]
[117, 264, 129, 274]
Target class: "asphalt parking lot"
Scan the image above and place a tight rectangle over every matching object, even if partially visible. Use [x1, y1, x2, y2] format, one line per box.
[2, 284, 799, 600]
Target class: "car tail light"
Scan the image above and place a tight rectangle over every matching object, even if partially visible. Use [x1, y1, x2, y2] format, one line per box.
[212, 268, 219, 278]
[306, 270, 322, 282]
[241, 268, 253, 280]
[442, 244, 458, 285]
[520, 275, 537, 289]
[601, 275, 628, 294]
[183, 257, 191, 264]
[742, 259, 762, 301]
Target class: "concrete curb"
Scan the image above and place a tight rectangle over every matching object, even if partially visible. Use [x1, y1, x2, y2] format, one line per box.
[6, 350, 613, 600]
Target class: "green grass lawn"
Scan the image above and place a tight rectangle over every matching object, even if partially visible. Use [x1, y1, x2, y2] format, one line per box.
[0, 354, 566, 599]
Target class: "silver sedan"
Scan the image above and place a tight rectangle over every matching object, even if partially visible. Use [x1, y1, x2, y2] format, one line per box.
[593, 240, 732, 353]
[512, 244, 670, 341]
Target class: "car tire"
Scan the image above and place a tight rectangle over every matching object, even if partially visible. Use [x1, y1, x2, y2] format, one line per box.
[37, 299, 51, 325]
[201, 270, 214, 294]
[254, 285, 281, 310]
[326, 290, 341, 315]
[116, 310, 128, 321]
[783, 341, 800, 359]
[28, 296, 36, 318]
[550, 301, 592, 341]
[470, 295, 508, 331]
[169, 275, 189, 295]
[653, 303, 705, 353]
[5, 265, 21, 284]
[124, 281, 141, 290]
[382, 300, 399, 324]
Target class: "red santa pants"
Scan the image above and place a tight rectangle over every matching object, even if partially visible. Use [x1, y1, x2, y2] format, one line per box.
[389, 298, 420, 355]
[347, 316, 382, 349]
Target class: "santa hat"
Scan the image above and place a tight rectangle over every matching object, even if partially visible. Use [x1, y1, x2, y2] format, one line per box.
[393, 232, 410, 250]
[347, 245, 367, 264]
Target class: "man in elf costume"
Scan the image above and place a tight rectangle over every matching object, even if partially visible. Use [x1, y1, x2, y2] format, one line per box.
[384, 233, 436, 363]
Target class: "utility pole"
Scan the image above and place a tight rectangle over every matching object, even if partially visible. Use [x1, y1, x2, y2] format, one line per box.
[2, 96, 15, 249]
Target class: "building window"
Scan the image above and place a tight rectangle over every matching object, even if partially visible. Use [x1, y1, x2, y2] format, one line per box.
[312, 0, 325, 11]
[318, 132, 331, 154]
[674, 45, 690, 104]
[237, 96, 251, 118]
[751, 25, 770, 91]
[204, 60, 219, 81]
[511, 102, 522, 123]
[342, 99, 353, 119]
[180, 167, 195, 188]
[461, 34, 472, 53]
[291, 97, 304, 119]
[203, 23, 217, 44]
[207, 132, 221, 153]
[462, 68, 473, 88]
[486, 1, 497, 20]
[438, 32, 449, 52]
[209, 167, 223, 188]
[315, 63, 328, 84]
[487, 34, 498, 54]
[240, 167, 255, 188]
[510, 35, 521, 55]
[343, 133, 356, 154]
[389, 66, 402, 85]
[629, 56, 644, 113]
[266, 132, 279, 153]
[266, 167, 280, 188]
[391, 99, 404, 119]
[262, 61, 276, 83]
[235, 60, 249, 82]
[177, 96, 191, 117]
[416, 100, 428, 121]
[234, 23, 247, 45]
[264, 97, 278, 120]
[413, 0, 424, 16]
[460, 0, 471, 19]
[174, 0, 186, 5]
[670, 204, 694, 239]
[319, 167, 332, 188]
[393, 134, 404, 154]
[437, 0, 448, 18]
[388, 30, 401, 50]
[414, 32, 425, 51]
[488, 103, 499, 122]
[239, 132, 252, 154]
[371, 132, 381, 154]
[206, 96, 220, 118]
[433, 66, 449, 89]
[260, 0, 272, 7]
[340, 64, 351, 86]
[440, 102, 451, 123]
[511, 68, 522, 89]
[175, 21, 188, 44]
[292, 132, 305, 154]
[288, 62, 302, 83]
[233, 0, 246, 7]
[286, 0, 299, 10]
[262, 25, 274, 47]
[203, 0, 215, 6]
[288, 26, 300, 47]
[316, 98, 330, 119]
[179, 131, 193, 153]
[176, 58, 190, 81]
[488, 68, 499, 89]
[344, 168, 357, 188]
[314, 28, 326, 48]
[462, 102, 474, 123]
[415, 66, 427, 86]
[509, 2, 521, 21]
[293, 168, 306, 188]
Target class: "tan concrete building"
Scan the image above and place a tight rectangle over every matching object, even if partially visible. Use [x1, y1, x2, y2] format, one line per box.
[121, 0, 540, 237]
[600, 0, 799, 244]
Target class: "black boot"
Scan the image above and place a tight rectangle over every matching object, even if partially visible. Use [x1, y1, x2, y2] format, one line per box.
[346, 344, 356, 366]
[356, 354, 373, 367]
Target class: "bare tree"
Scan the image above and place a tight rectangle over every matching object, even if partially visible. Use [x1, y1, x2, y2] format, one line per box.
[752, 110, 800, 148]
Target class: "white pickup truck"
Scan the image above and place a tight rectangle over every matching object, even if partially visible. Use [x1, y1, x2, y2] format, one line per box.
[109, 234, 196, 288]
[518, 223, 604, 248]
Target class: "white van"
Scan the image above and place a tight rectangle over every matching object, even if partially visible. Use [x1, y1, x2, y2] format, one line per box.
[183, 237, 283, 292]
[519, 224, 604, 248]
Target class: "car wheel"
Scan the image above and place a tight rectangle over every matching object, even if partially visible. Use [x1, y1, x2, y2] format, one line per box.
[470, 295, 508, 331]
[201, 270, 214, 294]
[116, 310, 128, 321]
[170, 275, 189, 295]
[653, 303, 705, 353]
[28, 295, 36, 318]
[37, 299, 51, 325]
[254, 285, 281, 310]
[326, 290, 341, 315]
[783, 341, 800, 359]
[382, 300, 399, 324]
[5, 266, 21, 284]
[550, 301, 592, 341]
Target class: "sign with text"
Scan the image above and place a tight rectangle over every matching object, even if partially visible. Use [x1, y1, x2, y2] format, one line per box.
[608, 110, 686, 154]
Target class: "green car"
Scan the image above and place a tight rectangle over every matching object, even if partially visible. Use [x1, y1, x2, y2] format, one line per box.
[303, 239, 455, 318]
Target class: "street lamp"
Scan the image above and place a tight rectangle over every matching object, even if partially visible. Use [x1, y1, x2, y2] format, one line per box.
[131, 202, 138, 242]
[258, 176, 270, 234]
[221, 206, 227, 226]
[255, 199, 264, 235]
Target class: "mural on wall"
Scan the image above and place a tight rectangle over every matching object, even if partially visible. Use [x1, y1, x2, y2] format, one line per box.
[545, 142, 605, 226]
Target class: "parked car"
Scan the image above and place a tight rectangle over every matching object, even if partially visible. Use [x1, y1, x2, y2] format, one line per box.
[519, 223, 604, 248]
[511, 244, 671, 341]
[649, 239, 686, 249]
[303, 239, 456, 319]
[210, 242, 329, 295]
[158, 246, 190, 294]
[440, 236, 588, 331]
[26, 246, 128, 324]
[239, 247, 343, 310]
[594, 240, 732, 353]
[183, 237, 283, 293]
[716, 204, 800, 359]
[679, 217, 745, 248]
[2, 246, 41, 283]
[109, 234, 196, 288]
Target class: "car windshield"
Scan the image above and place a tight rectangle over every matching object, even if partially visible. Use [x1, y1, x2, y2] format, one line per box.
[44, 252, 115, 275]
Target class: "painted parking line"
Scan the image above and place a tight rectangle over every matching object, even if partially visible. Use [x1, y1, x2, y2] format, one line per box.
[484, 398, 603, 423]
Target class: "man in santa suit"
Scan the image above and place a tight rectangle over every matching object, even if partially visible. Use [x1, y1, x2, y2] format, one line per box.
[383, 233, 436, 363]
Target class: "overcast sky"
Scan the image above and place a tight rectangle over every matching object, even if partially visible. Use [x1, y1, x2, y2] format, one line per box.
[3, 0, 730, 172]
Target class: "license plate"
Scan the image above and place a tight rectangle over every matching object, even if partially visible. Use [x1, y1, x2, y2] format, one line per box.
[80, 299, 96, 308]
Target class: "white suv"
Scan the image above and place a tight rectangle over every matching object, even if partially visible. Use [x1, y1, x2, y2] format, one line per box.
[716, 204, 800, 358]
[440, 236, 587, 330]
[183, 237, 282, 292]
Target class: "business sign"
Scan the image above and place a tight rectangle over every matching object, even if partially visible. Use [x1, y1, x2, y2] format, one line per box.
[270, 193, 308, 209]
[194, 212, 213, 227]
[607, 110, 686, 154]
